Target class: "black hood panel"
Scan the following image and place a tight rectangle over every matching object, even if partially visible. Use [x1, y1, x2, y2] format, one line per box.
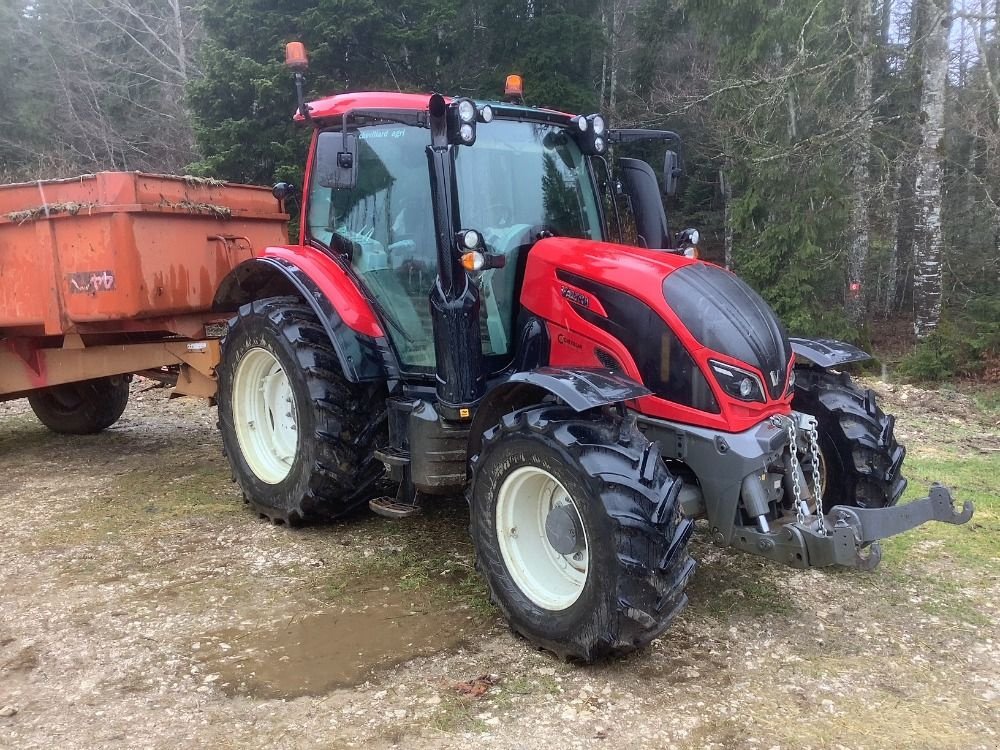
[662, 264, 792, 398]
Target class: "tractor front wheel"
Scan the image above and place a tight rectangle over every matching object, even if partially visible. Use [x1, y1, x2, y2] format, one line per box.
[792, 367, 907, 509]
[469, 405, 695, 662]
[217, 296, 387, 524]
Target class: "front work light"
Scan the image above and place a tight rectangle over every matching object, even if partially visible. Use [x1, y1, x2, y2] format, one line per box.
[459, 229, 482, 250]
[457, 99, 477, 123]
[448, 98, 478, 146]
[570, 113, 609, 155]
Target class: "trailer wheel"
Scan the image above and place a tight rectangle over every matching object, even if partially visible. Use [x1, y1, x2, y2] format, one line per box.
[217, 296, 387, 524]
[469, 405, 696, 662]
[792, 367, 907, 509]
[27, 376, 131, 434]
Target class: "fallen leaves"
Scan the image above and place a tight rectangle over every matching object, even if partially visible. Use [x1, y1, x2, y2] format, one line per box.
[453, 674, 498, 698]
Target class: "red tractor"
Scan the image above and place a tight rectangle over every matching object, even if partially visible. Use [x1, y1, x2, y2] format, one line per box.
[212, 44, 973, 661]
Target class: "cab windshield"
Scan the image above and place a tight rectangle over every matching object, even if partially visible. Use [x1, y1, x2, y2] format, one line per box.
[455, 119, 603, 244]
[307, 117, 603, 372]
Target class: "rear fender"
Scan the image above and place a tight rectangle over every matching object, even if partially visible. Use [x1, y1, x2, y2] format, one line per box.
[468, 366, 650, 459]
[790, 337, 871, 369]
[214, 252, 396, 382]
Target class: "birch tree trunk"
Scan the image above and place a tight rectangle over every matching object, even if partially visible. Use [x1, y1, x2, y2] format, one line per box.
[847, 0, 876, 325]
[912, 0, 952, 338]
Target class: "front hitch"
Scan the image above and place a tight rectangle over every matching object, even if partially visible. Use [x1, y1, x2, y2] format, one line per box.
[730, 484, 974, 570]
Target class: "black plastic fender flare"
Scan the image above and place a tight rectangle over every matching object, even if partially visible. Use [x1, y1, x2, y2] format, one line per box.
[789, 337, 871, 368]
[468, 367, 651, 460]
[503, 367, 652, 410]
[213, 257, 397, 383]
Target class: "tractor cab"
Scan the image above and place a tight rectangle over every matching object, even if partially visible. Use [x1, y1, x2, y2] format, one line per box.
[302, 100, 608, 372]
[296, 87, 683, 385]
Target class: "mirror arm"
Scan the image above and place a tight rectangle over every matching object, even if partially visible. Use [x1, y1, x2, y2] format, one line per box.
[293, 71, 312, 124]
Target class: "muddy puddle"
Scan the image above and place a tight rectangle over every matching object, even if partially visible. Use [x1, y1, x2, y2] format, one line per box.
[196, 583, 482, 698]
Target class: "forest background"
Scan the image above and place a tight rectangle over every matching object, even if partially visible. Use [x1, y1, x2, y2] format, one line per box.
[1, 0, 997, 378]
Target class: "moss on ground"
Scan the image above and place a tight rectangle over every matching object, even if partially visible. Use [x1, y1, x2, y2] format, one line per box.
[316, 500, 495, 623]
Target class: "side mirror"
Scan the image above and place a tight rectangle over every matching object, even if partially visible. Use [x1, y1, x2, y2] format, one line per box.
[314, 130, 358, 190]
[619, 158, 669, 250]
[271, 182, 298, 201]
[677, 227, 700, 258]
[663, 150, 681, 196]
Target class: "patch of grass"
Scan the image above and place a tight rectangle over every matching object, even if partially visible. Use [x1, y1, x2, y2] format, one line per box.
[968, 384, 1000, 416]
[686, 552, 797, 621]
[428, 694, 489, 734]
[37, 461, 240, 546]
[320, 502, 495, 622]
[882, 453, 999, 570]
[490, 673, 562, 709]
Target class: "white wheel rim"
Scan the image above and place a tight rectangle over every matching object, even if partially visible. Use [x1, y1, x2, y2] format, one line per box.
[495, 466, 589, 611]
[232, 348, 298, 484]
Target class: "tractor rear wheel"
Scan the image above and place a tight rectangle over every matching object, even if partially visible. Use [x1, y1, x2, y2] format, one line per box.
[469, 405, 695, 662]
[28, 375, 131, 434]
[792, 367, 907, 509]
[217, 296, 387, 524]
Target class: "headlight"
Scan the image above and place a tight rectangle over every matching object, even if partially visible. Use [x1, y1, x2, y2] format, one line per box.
[593, 136, 606, 153]
[459, 123, 475, 144]
[478, 104, 494, 123]
[591, 114, 606, 135]
[709, 360, 766, 403]
[457, 99, 477, 123]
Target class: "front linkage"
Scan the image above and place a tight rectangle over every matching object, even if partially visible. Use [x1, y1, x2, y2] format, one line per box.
[730, 483, 974, 570]
[638, 410, 975, 572]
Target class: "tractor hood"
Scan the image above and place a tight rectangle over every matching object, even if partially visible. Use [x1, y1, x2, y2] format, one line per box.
[662, 262, 792, 399]
[525, 237, 793, 399]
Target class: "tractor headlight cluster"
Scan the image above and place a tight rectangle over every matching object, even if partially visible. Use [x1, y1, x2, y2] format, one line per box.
[709, 360, 766, 403]
[570, 113, 609, 155]
[449, 97, 479, 146]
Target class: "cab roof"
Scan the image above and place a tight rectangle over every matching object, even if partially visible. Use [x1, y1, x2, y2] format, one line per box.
[296, 91, 574, 123]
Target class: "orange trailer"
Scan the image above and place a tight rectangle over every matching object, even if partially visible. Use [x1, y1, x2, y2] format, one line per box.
[0, 172, 287, 426]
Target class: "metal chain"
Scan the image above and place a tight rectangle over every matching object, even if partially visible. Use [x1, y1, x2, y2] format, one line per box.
[787, 420, 805, 525]
[809, 424, 824, 517]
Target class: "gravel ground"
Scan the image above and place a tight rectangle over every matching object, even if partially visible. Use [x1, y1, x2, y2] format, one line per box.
[0, 379, 997, 750]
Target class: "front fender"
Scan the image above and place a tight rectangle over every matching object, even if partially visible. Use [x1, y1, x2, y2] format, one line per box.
[503, 367, 651, 411]
[214, 250, 396, 383]
[467, 366, 651, 463]
[789, 337, 871, 368]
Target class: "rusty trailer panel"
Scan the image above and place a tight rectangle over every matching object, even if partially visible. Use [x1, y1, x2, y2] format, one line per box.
[0, 172, 288, 337]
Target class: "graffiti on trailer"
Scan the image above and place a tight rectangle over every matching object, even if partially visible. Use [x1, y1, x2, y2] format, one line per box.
[68, 270, 116, 294]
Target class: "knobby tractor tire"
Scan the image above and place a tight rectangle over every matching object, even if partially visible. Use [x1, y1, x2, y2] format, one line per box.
[792, 367, 907, 509]
[469, 405, 696, 662]
[27, 375, 131, 434]
[217, 296, 387, 525]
